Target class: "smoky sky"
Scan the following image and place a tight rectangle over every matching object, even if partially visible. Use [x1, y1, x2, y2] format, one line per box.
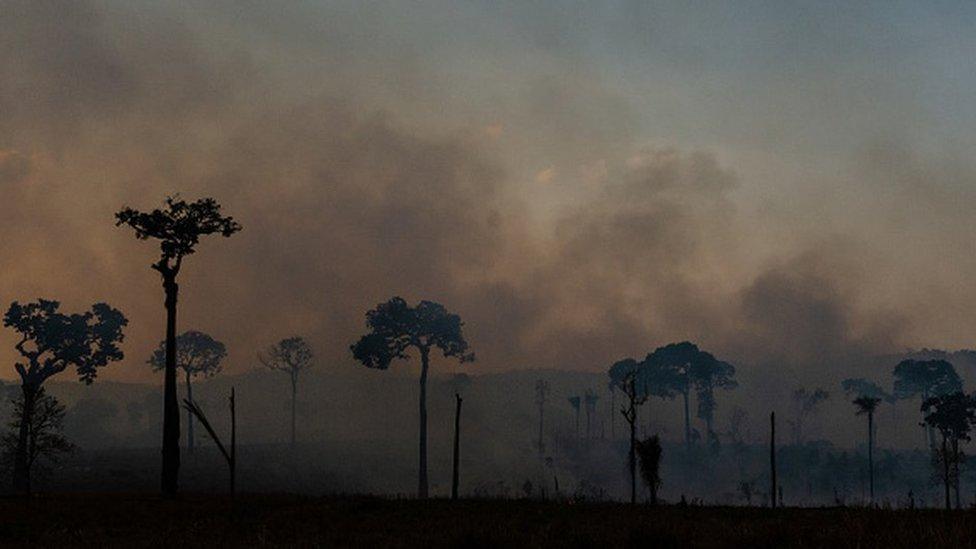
[2, 0, 975, 393]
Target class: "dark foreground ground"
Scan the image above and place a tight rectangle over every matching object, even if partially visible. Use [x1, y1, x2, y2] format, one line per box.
[1, 494, 974, 548]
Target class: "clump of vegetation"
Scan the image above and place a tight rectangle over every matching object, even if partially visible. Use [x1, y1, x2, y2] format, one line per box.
[1, 389, 74, 484]
[634, 435, 662, 504]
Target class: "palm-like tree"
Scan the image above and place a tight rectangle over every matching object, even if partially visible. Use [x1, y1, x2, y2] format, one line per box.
[853, 395, 882, 504]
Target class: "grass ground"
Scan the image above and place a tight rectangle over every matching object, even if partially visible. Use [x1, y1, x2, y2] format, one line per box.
[0, 494, 974, 547]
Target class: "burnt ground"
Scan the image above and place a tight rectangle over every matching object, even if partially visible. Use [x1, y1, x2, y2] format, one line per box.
[0, 494, 973, 548]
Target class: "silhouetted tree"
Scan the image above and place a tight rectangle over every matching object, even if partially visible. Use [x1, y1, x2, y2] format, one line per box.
[643, 342, 735, 449]
[841, 378, 892, 402]
[894, 359, 962, 449]
[567, 396, 581, 439]
[609, 358, 647, 504]
[690, 354, 736, 448]
[1, 389, 73, 485]
[852, 395, 882, 504]
[3, 300, 126, 494]
[149, 330, 226, 451]
[584, 389, 599, 440]
[634, 435, 662, 504]
[787, 387, 829, 445]
[116, 196, 240, 495]
[350, 297, 473, 499]
[921, 391, 976, 509]
[182, 387, 236, 495]
[643, 344, 694, 448]
[258, 337, 313, 447]
[534, 380, 549, 454]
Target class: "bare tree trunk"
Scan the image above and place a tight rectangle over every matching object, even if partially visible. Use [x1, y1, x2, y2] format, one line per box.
[629, 412, 636, 505]
[923, 392, 936, 449]
[452, 393, 462, 501]
[12, 384, 38, 495]
[418, 347, 430, 499]
[770, 412, 777, 509]
[625, 380, 636, 505]
[186, 371, 194, 452]
[161, 274, 181, 496]
[683, 390, 691, 449]
[230, 387, 236, 496]
[942, 433, 951, 510]
[867, 411, 874, 504]
[953, 437, 960, 510]
[290, 373, 297, 447]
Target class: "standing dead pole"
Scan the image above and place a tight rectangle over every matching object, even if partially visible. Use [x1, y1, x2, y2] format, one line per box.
[452, 393, 462, 500]
[183, 387, 236, 495]
[230, 387, 236, 495]
[770, 411, 777, 509]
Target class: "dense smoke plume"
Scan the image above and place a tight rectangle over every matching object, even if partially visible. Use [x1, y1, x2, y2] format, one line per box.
[2, 0, 974, 410]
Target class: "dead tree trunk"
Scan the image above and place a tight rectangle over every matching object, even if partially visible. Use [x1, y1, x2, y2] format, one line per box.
[418, 346, 430, 499]
[452, 393, 462, 501]
[620, 377, 639, 505]
[953, 437, 960, 510]
[682, 390, 691, 449]
[186, 371, 194, 452]
[161, 273, 181, 496]
[183, 387, 236, 496]
[942, 433, 951, 510]
[770, 411, 777, 509]
[230, 387, 236, 496]
[12, 384, 38, 495]
[867, 410, 874, 504]
[291, 374, 298, 447]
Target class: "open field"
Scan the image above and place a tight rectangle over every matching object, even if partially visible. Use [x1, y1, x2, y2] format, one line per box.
[0, 494, 974, 548]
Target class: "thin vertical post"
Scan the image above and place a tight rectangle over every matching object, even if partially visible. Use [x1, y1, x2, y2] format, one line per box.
[230, 387, 236, 496]
[770, 411, 777, 509]
[452, 393, 462, 500]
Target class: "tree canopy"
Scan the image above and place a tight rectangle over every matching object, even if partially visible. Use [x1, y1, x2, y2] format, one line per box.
[922, 392, 976, 443]
[3, 300, 127, 386]
[149, 330, 226, 378]
[842, 378, 893, 402]
[259, 337, 314, 376]
[1, 388, 73, 472]
[893, 359, 962, 400]
[853, 395, 882, 416]
[115, 196, 241, 276]
[350, 297, 473, 369]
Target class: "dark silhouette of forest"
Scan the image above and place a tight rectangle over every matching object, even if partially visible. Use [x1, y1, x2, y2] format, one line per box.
[5, 195, 976, 547]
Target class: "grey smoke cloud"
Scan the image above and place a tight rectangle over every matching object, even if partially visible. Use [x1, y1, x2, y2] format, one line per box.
[0, 0, 971, 404]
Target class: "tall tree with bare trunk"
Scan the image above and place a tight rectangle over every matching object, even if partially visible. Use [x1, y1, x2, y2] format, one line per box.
[893, 359, 962, 449]
[921, 391, 976, 510]
[116, 196, 240, 495]
[259, 337, 313, 447]
[149, 330, 226, 451]
[609, 358, 647, 505]
[350, 297, 473, 499]
[3, 299, 126, 494]
[852, 395, 882, 504]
